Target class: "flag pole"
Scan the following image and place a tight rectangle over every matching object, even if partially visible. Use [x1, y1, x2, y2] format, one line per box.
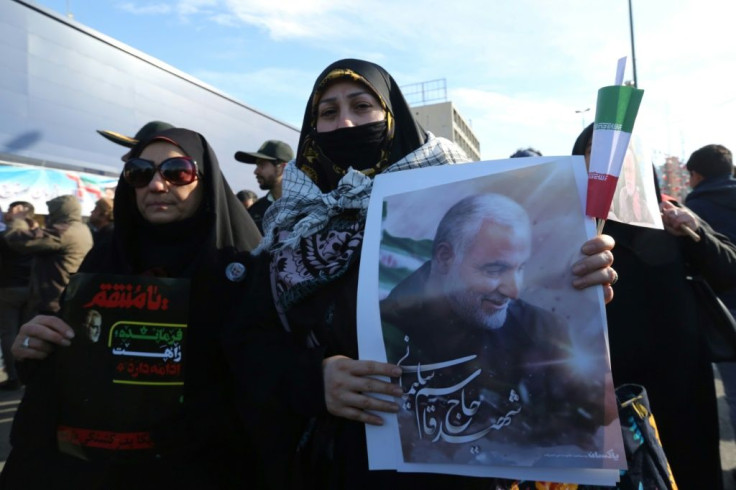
[680, 224, 701, 242]
[627, 0, 638, 88]
[596, 219, 606, 236]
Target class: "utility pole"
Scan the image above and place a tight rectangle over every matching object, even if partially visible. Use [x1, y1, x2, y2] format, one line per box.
[576, 108, 591, 129]
[628, 0, 638, 88]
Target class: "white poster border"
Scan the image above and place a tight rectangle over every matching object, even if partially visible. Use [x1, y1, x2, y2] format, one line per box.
[357, 155, 620, 486]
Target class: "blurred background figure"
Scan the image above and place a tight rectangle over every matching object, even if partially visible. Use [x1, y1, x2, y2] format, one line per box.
[0, 202, 36, 390]
[236, 189, 258, 209]
[685, 143, 736, 470]
[97, 120, 175, 161]
[234, 140, 294, 233]
[509, 147, 542, 158]
[3, 195, 93, 316]
[686, 144, 736, 246]
[88, 197, 114, 245]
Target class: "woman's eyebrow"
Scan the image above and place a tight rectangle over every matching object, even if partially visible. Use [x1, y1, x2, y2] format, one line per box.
[318, 91, 372, 105]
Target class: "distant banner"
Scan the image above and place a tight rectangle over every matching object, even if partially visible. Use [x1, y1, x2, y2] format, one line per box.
[0, 165, 117, 216]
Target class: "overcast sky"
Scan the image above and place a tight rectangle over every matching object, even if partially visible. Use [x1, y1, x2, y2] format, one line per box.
[33, 0, 736, 164]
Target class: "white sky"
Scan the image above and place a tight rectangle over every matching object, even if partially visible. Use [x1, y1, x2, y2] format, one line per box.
[33, 0, 736, 163]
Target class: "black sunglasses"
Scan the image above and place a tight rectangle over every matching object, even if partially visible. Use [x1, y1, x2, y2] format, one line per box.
[123, 157, 199, 188]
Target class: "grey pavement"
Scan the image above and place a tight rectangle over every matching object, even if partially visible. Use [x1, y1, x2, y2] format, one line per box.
[0, 372, 21, 475]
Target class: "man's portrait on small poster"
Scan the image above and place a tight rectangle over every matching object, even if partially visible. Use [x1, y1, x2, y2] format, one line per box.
[83, 309, 102, 343]
[376, 158, 620, 469]
[607, 135, 661, 228]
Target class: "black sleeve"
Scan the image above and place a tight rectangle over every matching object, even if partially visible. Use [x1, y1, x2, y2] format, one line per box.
[219, 252, 327, 489]
[9, 354, 59, 451]
[220, 252, 327, 419]
[681, 220, 736, 293]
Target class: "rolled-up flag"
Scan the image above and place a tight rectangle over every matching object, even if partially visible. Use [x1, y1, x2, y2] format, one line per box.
[586, 85, 644, 220]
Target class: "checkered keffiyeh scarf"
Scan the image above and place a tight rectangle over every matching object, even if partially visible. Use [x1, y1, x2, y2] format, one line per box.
[255, 133, 469, 254]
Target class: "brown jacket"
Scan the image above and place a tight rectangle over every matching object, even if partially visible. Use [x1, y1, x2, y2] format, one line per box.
[5, 195, 93, 314]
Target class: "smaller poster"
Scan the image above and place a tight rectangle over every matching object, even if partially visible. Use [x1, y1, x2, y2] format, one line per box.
[606, 135, 662, 229]
[55, 273, 190, 461]
[586, 83, 644, 220]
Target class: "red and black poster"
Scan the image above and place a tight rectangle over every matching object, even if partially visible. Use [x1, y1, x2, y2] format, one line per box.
[55, 273, 190, 461]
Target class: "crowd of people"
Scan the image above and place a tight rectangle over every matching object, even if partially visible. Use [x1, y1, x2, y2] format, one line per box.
[0, 58, 733, 489]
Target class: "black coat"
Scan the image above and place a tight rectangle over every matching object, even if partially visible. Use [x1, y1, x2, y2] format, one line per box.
[247, 194, 272, 233]
[686, 175, 736, 310]
[604, 219, 736, 490]
[686, 175, 736, 243]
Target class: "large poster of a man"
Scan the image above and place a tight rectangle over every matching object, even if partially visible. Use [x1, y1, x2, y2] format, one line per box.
[359, 156, 624, 483]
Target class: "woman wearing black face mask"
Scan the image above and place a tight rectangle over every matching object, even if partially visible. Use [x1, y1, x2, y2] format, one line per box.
[237, 59, 619, 489]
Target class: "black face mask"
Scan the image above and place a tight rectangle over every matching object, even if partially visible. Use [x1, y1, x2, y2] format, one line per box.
[314, 120, 387, 172]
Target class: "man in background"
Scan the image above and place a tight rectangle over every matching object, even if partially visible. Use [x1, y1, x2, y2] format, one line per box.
[88, 197, 114, 246]
[236, 190, 258, 209]
[510, 147, 542, 158]
[4, 195, 93, 316]
[685, 143, 736, 464]
[686, 144, 736, 243]
[234, 140, 294, 233]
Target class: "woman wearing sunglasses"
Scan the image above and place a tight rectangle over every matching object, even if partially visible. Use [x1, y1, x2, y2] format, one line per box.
[2, 128, 262, 488]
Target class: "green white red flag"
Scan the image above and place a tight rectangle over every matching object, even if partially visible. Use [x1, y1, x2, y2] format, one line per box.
[586, 84, 644, 220]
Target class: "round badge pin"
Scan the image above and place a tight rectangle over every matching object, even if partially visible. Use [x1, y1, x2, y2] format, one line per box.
[225, 262, 246, 282]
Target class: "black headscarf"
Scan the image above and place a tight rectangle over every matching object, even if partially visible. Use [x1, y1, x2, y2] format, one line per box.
[85, 128, 261, 276]
[572, 122, 594, 157]
[295, 58, 426, 192]
[99, 128, 262, 450]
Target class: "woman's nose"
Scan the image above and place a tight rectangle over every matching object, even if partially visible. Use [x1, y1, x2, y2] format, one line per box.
[148, 170, 167, 190]
[336, 110, 355, 129]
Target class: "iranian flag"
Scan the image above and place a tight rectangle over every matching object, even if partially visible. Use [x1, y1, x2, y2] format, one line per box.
[586, 84, 644, 220]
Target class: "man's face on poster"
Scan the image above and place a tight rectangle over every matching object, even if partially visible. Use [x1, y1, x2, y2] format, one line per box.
[441, 219, 531, 330]
[84, 310, 102, 343]
[622, 149, 636, 195]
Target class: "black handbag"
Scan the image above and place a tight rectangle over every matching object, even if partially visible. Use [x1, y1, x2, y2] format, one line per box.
[687, 274, 736, 362]
[615, 384, 678, 490]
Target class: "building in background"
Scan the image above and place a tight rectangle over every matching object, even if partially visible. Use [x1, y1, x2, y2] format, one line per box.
[1, 0, 299, 214]
[658, 155, 690, 201]
[402, 80, 481, 162]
